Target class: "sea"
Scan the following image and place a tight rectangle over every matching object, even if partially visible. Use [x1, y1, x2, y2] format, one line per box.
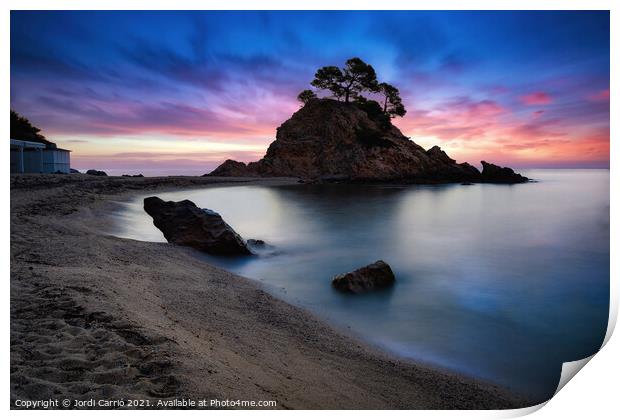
[107, 169, 610, 401]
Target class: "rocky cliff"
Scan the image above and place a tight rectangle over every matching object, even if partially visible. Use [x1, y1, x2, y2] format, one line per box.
[209, 99, 527, 183]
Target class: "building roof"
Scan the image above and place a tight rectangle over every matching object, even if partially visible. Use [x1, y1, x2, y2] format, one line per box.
[10, 139, 46, 149]
[10, 139, 71, 152]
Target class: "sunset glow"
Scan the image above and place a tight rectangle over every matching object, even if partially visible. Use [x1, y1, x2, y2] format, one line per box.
[10, 11, 609, 174]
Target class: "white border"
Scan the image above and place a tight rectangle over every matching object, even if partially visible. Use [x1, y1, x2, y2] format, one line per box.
[3, 1, 617, 419]
[2, 0, 618, 11]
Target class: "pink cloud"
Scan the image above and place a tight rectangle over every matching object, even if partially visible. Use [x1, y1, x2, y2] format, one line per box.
[520, 92, 552, 105]
[396, 90, 608, 169]
[72, 150, 265, 176]
[399, 96, 507, 143]
[588, 89, 610, 101]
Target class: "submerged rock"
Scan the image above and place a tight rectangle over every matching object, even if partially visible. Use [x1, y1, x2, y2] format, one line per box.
[86, 169, 107, 176]
[208, 98, 527, 184]
[480, 161, 529, 183]
[143, 196, 251, 256]
[247, 239, 266, 247]
[332, 260, 396, 294]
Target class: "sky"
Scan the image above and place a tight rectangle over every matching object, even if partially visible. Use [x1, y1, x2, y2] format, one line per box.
[10, 11, 610, 174]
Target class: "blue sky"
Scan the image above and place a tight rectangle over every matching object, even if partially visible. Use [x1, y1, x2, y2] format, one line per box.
[11, 11, 610, 173]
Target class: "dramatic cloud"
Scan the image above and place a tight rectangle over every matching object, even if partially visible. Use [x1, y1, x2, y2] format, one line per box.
[10, 10, 610, 173]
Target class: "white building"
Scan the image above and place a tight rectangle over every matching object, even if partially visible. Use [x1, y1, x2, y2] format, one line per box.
[10, 139, 71, 174]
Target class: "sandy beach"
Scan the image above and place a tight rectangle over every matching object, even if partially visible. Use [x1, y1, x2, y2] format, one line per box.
[10, 174, 533, 409]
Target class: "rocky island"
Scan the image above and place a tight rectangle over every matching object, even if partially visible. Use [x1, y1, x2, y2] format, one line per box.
[208, 58, 528, 184]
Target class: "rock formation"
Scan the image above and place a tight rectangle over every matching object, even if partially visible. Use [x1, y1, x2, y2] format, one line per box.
[143, 197, 251, 256]
[480, 161, 529, 183]
[208, 99, 528, 184]
[210, 159, 253, 177]
[332, 260, 396, 294]
[86, 169, 107, 176]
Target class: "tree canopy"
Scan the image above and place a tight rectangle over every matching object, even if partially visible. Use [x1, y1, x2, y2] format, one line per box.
[11, 110, 46, 141]
[311, 57, 378, 103]
[297, 89, 317, 104]
[300, 58, 407, 119]
[354, 97, 390, 128]
[309, 66, 344, 100]
[378, 83, 406, 118]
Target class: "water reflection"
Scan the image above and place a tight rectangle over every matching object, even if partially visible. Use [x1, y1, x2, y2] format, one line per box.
[108, 170, 609, 401]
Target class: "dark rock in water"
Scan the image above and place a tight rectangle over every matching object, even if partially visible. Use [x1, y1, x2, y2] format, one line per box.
[480, 161, 529, 183]
[247, 239, 271, 254]
[332, 260, 395, 294]
[461, 182, 474, 186]
[207, 160, 251, 177]
[122, 174, 144, 177]
[86, 169, 107, 176]
[70, 168, 80, 174]
[143, 196, 251, 256]
[208, 99, 527, 184]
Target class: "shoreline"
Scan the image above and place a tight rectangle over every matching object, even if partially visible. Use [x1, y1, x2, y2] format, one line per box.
[101, 193, 516, 394]
[10, 174, 537, 409]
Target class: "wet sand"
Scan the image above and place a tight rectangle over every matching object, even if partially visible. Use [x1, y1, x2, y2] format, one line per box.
[10, 174, 534, 409]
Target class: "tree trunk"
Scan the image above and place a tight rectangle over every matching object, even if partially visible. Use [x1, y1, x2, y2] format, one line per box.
[383, 96, 388, 113]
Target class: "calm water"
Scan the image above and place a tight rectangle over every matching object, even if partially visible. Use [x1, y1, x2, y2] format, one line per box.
[108, 169, 609, 400]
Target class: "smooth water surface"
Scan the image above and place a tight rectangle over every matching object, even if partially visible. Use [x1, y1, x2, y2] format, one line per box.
[108, 169, 609, 400]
